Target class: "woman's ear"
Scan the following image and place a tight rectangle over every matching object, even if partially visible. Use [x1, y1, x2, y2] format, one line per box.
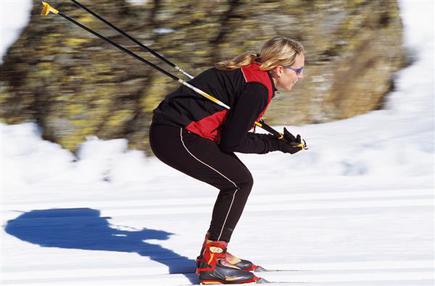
[271, 65, 283, 79]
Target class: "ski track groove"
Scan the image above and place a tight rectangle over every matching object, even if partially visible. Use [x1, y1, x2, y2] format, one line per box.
[2, 269, 434, 285]
[3, 189, 433, 216]
[3, 188, 433, 206]
[2, 260, 434, 285]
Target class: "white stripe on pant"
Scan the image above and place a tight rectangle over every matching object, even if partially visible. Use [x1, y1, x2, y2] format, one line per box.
[179, 128, 239, 241]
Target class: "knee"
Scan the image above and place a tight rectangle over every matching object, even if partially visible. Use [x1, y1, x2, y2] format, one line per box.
[237, 170, 253, 195]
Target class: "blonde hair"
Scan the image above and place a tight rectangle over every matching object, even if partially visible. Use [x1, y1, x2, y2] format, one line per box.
[215, 36, 304, 71]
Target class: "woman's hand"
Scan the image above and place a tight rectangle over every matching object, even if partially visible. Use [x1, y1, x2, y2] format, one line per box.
[274, 127, 308, 154]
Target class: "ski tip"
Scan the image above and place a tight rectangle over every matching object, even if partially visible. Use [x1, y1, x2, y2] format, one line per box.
[253, 265, 267, 272]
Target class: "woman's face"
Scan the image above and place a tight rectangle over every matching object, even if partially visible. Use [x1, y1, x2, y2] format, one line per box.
[272, 53, 305, 92]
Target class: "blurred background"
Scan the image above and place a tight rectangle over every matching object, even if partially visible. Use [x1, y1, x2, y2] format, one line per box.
[1, 2, 433, 285]
[1, 0, 407, 152]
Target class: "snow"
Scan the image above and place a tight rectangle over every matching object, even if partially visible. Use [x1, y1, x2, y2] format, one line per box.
[1, 0, 434, 285]
[0, 0, 32, 64]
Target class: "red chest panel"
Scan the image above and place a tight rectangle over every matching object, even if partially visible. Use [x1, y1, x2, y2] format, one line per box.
[241, 63, 273, 124]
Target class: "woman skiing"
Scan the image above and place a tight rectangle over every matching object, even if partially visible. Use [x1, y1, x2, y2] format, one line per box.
[149, 36, 305, 284]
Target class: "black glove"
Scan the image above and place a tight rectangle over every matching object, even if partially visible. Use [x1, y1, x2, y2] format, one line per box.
[283, 127, 307, 149]
[268, 128, 307, 154]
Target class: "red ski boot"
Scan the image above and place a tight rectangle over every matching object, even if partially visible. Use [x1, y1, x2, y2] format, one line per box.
[196, 233, 264, 272]
[196, 240, 262, 284]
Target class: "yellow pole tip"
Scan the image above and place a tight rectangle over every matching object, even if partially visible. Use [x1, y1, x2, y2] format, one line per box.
[41, 1, 59, 16]
[41, 2, 50, 16]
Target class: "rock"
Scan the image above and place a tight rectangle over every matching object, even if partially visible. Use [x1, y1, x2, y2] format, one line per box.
[0, 0, 406, 152]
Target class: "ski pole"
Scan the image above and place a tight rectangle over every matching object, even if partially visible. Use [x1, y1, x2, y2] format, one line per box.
[41, 2, 231, 109]
[69, 0, 194, 80]
[40, 2, 306, 148]
[256, 120, 283, 139]
[41, 2, 180, 81]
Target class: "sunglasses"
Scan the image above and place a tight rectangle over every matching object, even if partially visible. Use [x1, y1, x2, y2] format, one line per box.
[285, 66, 304, 75]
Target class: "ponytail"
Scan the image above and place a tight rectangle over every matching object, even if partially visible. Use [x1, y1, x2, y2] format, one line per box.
[215, 52, 259, 70]
[215, 36, 304, 71]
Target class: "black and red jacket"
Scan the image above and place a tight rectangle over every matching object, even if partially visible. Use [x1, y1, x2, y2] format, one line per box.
[152, 63, 279, 154]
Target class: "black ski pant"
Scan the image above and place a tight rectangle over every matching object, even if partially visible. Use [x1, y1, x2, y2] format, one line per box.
[149, 124, 253, 242]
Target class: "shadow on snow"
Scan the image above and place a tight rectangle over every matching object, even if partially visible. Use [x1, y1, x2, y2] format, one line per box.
[5, 208, 197, 283]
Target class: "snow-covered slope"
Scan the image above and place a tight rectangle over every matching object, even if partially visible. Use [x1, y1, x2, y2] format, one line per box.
[0, 0, 32, 64]
[1, 0, 434, 285]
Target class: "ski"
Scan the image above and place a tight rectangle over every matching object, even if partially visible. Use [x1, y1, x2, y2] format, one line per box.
[177, 269, 303, 275]
[180, 280, 302, 285]
[247, 277, 306, 284]
[181, 281, 305, 285]
[256, 269, 305, 273]
[176, 269, 306, 285]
